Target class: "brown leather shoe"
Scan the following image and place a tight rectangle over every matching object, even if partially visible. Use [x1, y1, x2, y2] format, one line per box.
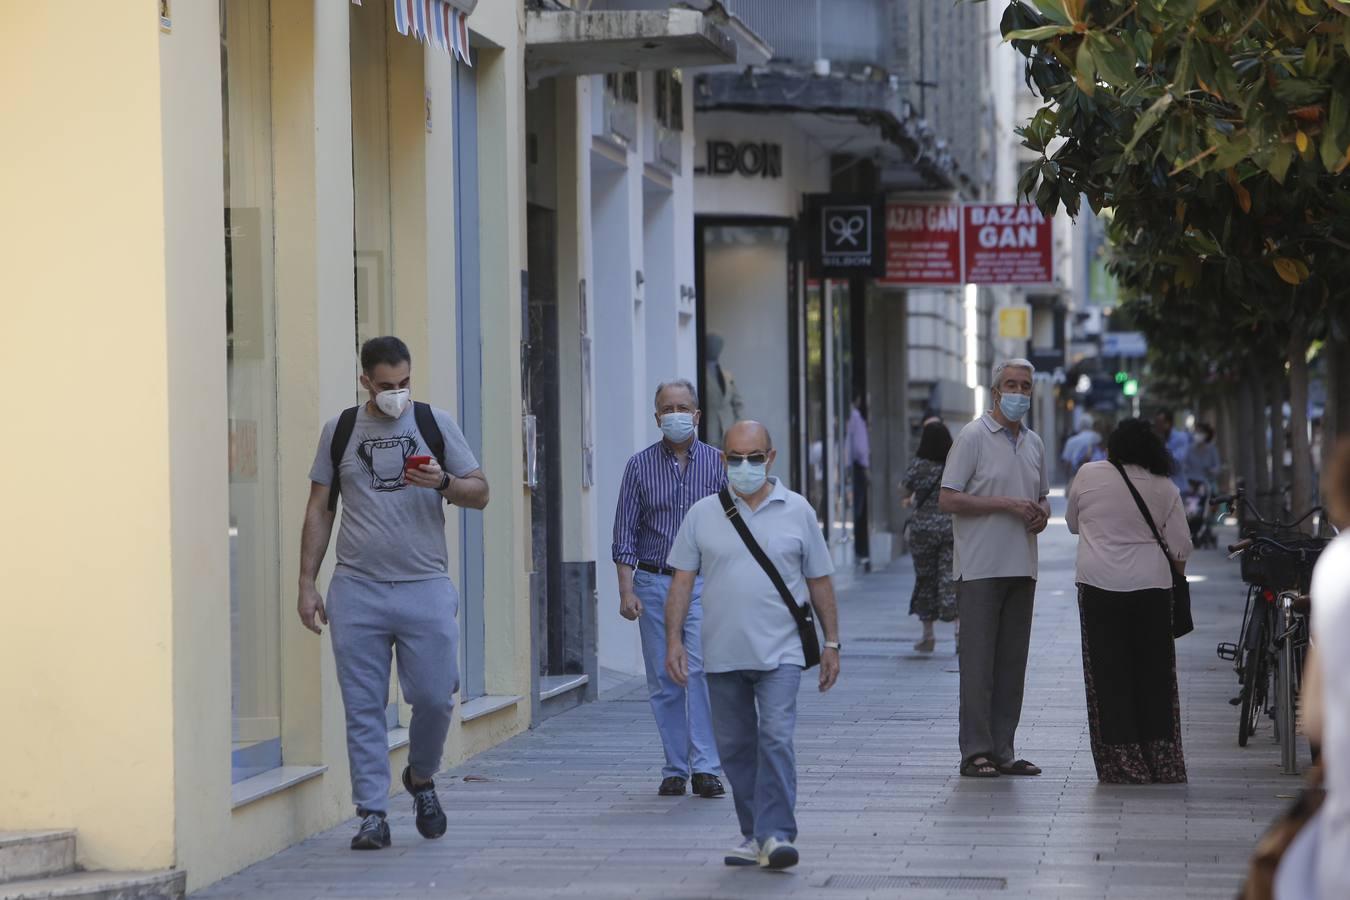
[691, 773, 725, 798]
[658, 776, 686, 796]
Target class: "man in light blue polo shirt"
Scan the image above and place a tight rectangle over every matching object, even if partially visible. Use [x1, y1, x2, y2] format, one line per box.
[664, 421, 841, 871]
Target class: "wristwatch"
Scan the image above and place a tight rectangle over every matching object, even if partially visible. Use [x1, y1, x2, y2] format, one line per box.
[437, 473, 452, 492]
[823, 640, 842, 652]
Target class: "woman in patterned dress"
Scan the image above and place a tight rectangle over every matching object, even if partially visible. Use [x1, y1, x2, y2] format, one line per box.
[1066, 418, 1190, 783]
[902, 421, 958, 653]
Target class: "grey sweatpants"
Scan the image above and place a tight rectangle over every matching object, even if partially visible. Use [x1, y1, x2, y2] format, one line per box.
[957, 576, 1035, 765]
[328, 572, 460, 815]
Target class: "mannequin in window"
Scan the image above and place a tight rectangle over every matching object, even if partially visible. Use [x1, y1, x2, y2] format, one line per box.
[703, 333, 744, 448]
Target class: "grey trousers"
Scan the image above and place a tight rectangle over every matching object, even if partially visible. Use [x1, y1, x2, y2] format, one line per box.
[957, 576, 1035, 765]
[328, 572, 460, 815]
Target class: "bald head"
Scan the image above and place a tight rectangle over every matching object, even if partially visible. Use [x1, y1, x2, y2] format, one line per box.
[723, 420, 773, 454]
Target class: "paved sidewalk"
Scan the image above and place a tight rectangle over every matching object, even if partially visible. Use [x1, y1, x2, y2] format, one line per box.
[196, 501, 1297, 899]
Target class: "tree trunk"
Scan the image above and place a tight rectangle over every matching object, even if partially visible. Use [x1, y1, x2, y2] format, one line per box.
[1323, 333, 1349, 474]
[1234, 379, 1256, 495]
[1268, 371, 1285, 508]
[1288, 321, 1314, 532]
[1250, 376, 1272, 515]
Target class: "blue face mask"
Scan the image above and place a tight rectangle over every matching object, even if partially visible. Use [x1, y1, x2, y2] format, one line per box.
[659, 412, 696, 443]
[998, 391, 1031, 422]
[727, 460, 768, 496]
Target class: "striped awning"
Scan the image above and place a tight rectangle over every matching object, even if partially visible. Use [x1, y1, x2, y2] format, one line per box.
[351, 0, 474, 65]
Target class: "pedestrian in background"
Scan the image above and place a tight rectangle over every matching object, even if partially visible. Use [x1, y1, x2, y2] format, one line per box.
[1154, 409, 1191, 492]
[1061, 417, 1102, 483]
[848, 393, 871, 573]
[1183, 422, 1221, 491]
[298, 336, 490, 850]
[940, 359, 1050, 779]
[612, 380, 726, 799]
[902, 420, 957, 652]
[665, 421, 841, 870]
[1066, 418, 1190, 784]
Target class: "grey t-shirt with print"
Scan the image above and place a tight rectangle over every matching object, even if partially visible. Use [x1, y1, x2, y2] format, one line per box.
[309, 402, 479, 582]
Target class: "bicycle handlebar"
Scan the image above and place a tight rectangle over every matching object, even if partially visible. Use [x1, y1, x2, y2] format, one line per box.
[1210, 492, 1323, 530]
[1228, 534, 1326, 556]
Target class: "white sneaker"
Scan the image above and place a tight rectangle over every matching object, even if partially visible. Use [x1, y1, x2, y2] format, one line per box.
[758, 836, 799, 869]
[724, 837, 759, 866]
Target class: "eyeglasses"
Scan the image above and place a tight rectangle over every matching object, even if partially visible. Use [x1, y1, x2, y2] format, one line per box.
[725, 453, 769, 466]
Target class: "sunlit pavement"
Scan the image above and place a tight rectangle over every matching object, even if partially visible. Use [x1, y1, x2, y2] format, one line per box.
[194, 499, 1294, 899]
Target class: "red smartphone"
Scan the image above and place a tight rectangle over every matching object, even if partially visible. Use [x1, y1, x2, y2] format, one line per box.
[405, 455, 433, 471]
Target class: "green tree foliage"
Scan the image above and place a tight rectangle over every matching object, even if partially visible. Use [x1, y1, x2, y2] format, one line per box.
[999, 0, 1349, 358]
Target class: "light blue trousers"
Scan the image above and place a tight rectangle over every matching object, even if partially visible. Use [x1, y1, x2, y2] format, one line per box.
[707, 664, 802, 843]
[328, 573, 460, 815]
[633, 569, 721, 779]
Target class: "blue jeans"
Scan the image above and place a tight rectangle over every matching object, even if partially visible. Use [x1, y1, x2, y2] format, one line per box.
[707, 664, 802, 843]
[633, 570, 721, 779]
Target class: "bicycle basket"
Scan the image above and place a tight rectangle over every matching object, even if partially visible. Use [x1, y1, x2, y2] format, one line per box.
[1241, 538, 1327, 592]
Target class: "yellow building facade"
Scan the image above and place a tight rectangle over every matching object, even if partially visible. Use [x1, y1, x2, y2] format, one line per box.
[0, 0, 533, 891]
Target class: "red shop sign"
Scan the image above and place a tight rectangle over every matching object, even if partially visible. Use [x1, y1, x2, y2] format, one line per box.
[881, 204, 962, 286]
[962, 203, 1053, 284]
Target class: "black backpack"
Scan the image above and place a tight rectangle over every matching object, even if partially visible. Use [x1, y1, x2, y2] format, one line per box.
[327, 401, 447, 512]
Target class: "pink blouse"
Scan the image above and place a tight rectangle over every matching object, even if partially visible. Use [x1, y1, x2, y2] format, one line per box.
[1066, 461, 1192, 592]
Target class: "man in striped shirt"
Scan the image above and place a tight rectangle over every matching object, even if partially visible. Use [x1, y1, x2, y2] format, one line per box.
[613, 379, 726, 798]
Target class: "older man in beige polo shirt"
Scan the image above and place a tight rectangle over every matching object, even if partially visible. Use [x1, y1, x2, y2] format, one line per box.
[939, 359, 1051, 778]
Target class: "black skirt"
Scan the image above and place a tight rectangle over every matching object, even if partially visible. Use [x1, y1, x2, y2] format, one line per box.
[1077, 583, 1187, 784]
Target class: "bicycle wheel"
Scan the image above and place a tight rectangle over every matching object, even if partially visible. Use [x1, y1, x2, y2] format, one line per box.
[1239, 617, 1268, 747]
[1278, 627, 1297, 773]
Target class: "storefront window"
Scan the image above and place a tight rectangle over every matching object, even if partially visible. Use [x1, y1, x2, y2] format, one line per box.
[351, 0, 396, 353]
[222, 0, 282, 783]
[804, 281, 826, 530]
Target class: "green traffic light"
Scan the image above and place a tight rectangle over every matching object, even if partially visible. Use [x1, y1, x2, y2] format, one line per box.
[1115, 371, 1129, 384]
[1123, 379, 1139, 396]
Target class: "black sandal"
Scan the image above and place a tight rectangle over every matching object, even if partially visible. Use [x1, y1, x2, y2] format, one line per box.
[997, 759, 1042, 776]
[960, 755, 1000, 778]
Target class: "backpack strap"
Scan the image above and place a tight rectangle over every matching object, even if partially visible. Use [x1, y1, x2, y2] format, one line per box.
[327, 406, 359, 513]
[413, 401, 450, 504]
[717, 488, 821, 669]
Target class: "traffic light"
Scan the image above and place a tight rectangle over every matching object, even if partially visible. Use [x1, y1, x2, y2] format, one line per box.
[1123, 379, 1139, 397]
[1115, 371, 1129, 384]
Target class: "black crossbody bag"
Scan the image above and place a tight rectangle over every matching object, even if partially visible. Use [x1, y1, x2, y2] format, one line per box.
[717, 488, 822, 669]
[1111, 461, 1195, 638]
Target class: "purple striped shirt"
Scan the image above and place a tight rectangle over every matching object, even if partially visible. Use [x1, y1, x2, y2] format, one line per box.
[612, 438, 727, 569]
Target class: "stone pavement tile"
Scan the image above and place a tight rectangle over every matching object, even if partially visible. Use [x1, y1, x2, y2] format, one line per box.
[193, 510, 1291, 899]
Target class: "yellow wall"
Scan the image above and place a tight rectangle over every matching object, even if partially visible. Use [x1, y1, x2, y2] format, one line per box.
[2, 1, 535, 893]
[0, 2, 177, 872]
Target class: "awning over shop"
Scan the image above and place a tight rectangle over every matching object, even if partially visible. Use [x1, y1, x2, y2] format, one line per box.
[352, 0, 476, 65]
[525, 8, 739, 79]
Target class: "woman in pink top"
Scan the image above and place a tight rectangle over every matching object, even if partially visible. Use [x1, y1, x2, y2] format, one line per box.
[1067, 418, 1192, 783]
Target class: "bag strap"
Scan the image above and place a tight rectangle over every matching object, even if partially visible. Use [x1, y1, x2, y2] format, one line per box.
[327, 406, 360, 512]
[717, 488, 820, 666]
[913, 483, 938, 510]
[1111, 460, 1175, 564]
[413, 401, 446, 469]
[412, 402, 452, 505]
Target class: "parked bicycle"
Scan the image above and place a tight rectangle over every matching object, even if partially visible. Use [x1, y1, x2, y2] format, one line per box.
[1213, 488, 1327, 768]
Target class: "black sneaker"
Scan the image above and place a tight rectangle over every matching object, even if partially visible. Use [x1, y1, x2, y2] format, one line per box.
[350, 812, 390, 850]
[658, 776, 687, 796]
[691, 773, 725, 798]
[402, 766, 448, 839]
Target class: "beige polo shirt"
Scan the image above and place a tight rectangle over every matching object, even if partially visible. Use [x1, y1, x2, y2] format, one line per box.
[941, 413, 1050, 581]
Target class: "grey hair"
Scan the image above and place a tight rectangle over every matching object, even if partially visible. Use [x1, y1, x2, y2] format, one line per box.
[655, 379, 700, 409]
[991, 358, 1035, 388]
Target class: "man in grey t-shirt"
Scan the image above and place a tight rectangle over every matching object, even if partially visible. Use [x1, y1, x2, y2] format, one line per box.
[299, 336, 488, 851]
[939, 359, 1049, 779]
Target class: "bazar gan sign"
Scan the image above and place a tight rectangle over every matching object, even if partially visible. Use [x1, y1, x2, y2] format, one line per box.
[880, 202, 1054, 285]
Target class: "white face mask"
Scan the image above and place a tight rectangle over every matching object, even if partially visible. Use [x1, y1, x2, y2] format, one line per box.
[374, 388, 411, 418]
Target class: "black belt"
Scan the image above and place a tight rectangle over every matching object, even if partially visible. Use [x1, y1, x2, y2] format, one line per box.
[637, 561, 675, 577]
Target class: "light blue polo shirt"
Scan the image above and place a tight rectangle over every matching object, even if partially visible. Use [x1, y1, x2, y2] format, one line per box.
[668, 478, 834, 673]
